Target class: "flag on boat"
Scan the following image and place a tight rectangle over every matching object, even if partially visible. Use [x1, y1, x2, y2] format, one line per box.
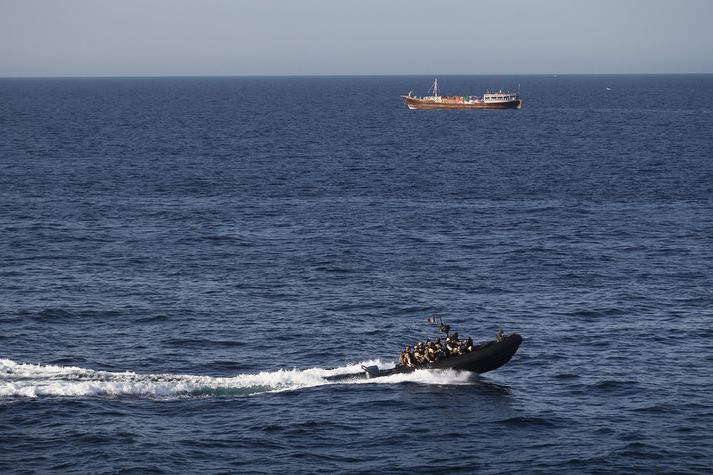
[426, 315, 437, 324]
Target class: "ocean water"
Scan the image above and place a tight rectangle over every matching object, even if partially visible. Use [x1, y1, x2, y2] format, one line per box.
[1, 75, 712, 474]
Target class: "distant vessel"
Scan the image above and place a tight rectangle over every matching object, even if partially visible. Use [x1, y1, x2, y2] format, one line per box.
[402, 78, 523, 110]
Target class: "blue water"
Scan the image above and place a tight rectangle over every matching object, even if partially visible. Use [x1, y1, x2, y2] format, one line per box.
[1, 75, 712, 474]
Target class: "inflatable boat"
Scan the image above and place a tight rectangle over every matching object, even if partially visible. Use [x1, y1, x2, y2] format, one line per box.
[327, 333, 522, 382]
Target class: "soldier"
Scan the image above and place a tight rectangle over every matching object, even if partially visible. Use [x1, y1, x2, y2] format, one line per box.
[434, 337, 444, 358]
[399, 348, 409, 366]
[403, 346, 415, 367]
[496, 328, 504, 343]
[413, 344, 425, 365]
[444, 337, 453, 356]
[446, 336, 460, 356]
[425, 342, 438, 363]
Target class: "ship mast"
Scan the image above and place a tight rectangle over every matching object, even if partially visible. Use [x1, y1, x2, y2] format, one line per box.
[426, 78, 440, 97]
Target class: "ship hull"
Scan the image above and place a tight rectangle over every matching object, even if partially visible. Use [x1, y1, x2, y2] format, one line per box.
[402, 96, 522, 110]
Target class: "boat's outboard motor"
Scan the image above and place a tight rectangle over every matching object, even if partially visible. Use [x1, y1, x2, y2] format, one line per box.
[362, 365, 380, 379]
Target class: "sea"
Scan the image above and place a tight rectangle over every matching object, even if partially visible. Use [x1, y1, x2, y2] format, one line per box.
[1, 75, 712, 474]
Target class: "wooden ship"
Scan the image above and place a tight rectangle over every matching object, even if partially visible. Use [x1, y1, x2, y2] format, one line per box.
[402, 78, 523, 110]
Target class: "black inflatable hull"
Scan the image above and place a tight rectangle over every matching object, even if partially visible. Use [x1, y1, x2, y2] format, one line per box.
[327, 333, 523, 381]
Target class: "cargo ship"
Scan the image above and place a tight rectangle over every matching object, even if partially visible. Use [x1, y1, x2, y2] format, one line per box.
[402, 78, 522, 110]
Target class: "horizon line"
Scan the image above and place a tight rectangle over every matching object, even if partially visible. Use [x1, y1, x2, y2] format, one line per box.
[1, 72, 713, 80]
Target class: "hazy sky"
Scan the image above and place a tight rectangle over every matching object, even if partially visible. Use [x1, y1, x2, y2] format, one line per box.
[1, 0, 712, 77]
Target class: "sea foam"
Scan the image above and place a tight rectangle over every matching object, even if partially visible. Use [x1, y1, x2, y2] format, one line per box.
[0, 358, 473, 399]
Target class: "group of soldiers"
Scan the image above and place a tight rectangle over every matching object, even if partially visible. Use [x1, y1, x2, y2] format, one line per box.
[398, 332, 475, 368]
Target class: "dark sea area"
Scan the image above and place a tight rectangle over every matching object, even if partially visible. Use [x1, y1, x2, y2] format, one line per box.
[1, 74, 712, 474]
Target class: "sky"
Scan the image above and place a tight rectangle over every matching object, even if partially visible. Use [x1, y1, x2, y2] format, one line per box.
[1, 0, 712, 77]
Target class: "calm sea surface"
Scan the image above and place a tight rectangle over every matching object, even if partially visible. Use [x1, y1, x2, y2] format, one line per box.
[1, 75, 712, 474]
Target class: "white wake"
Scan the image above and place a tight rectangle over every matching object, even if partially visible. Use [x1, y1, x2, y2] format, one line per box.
[0, 358, 474, 399]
